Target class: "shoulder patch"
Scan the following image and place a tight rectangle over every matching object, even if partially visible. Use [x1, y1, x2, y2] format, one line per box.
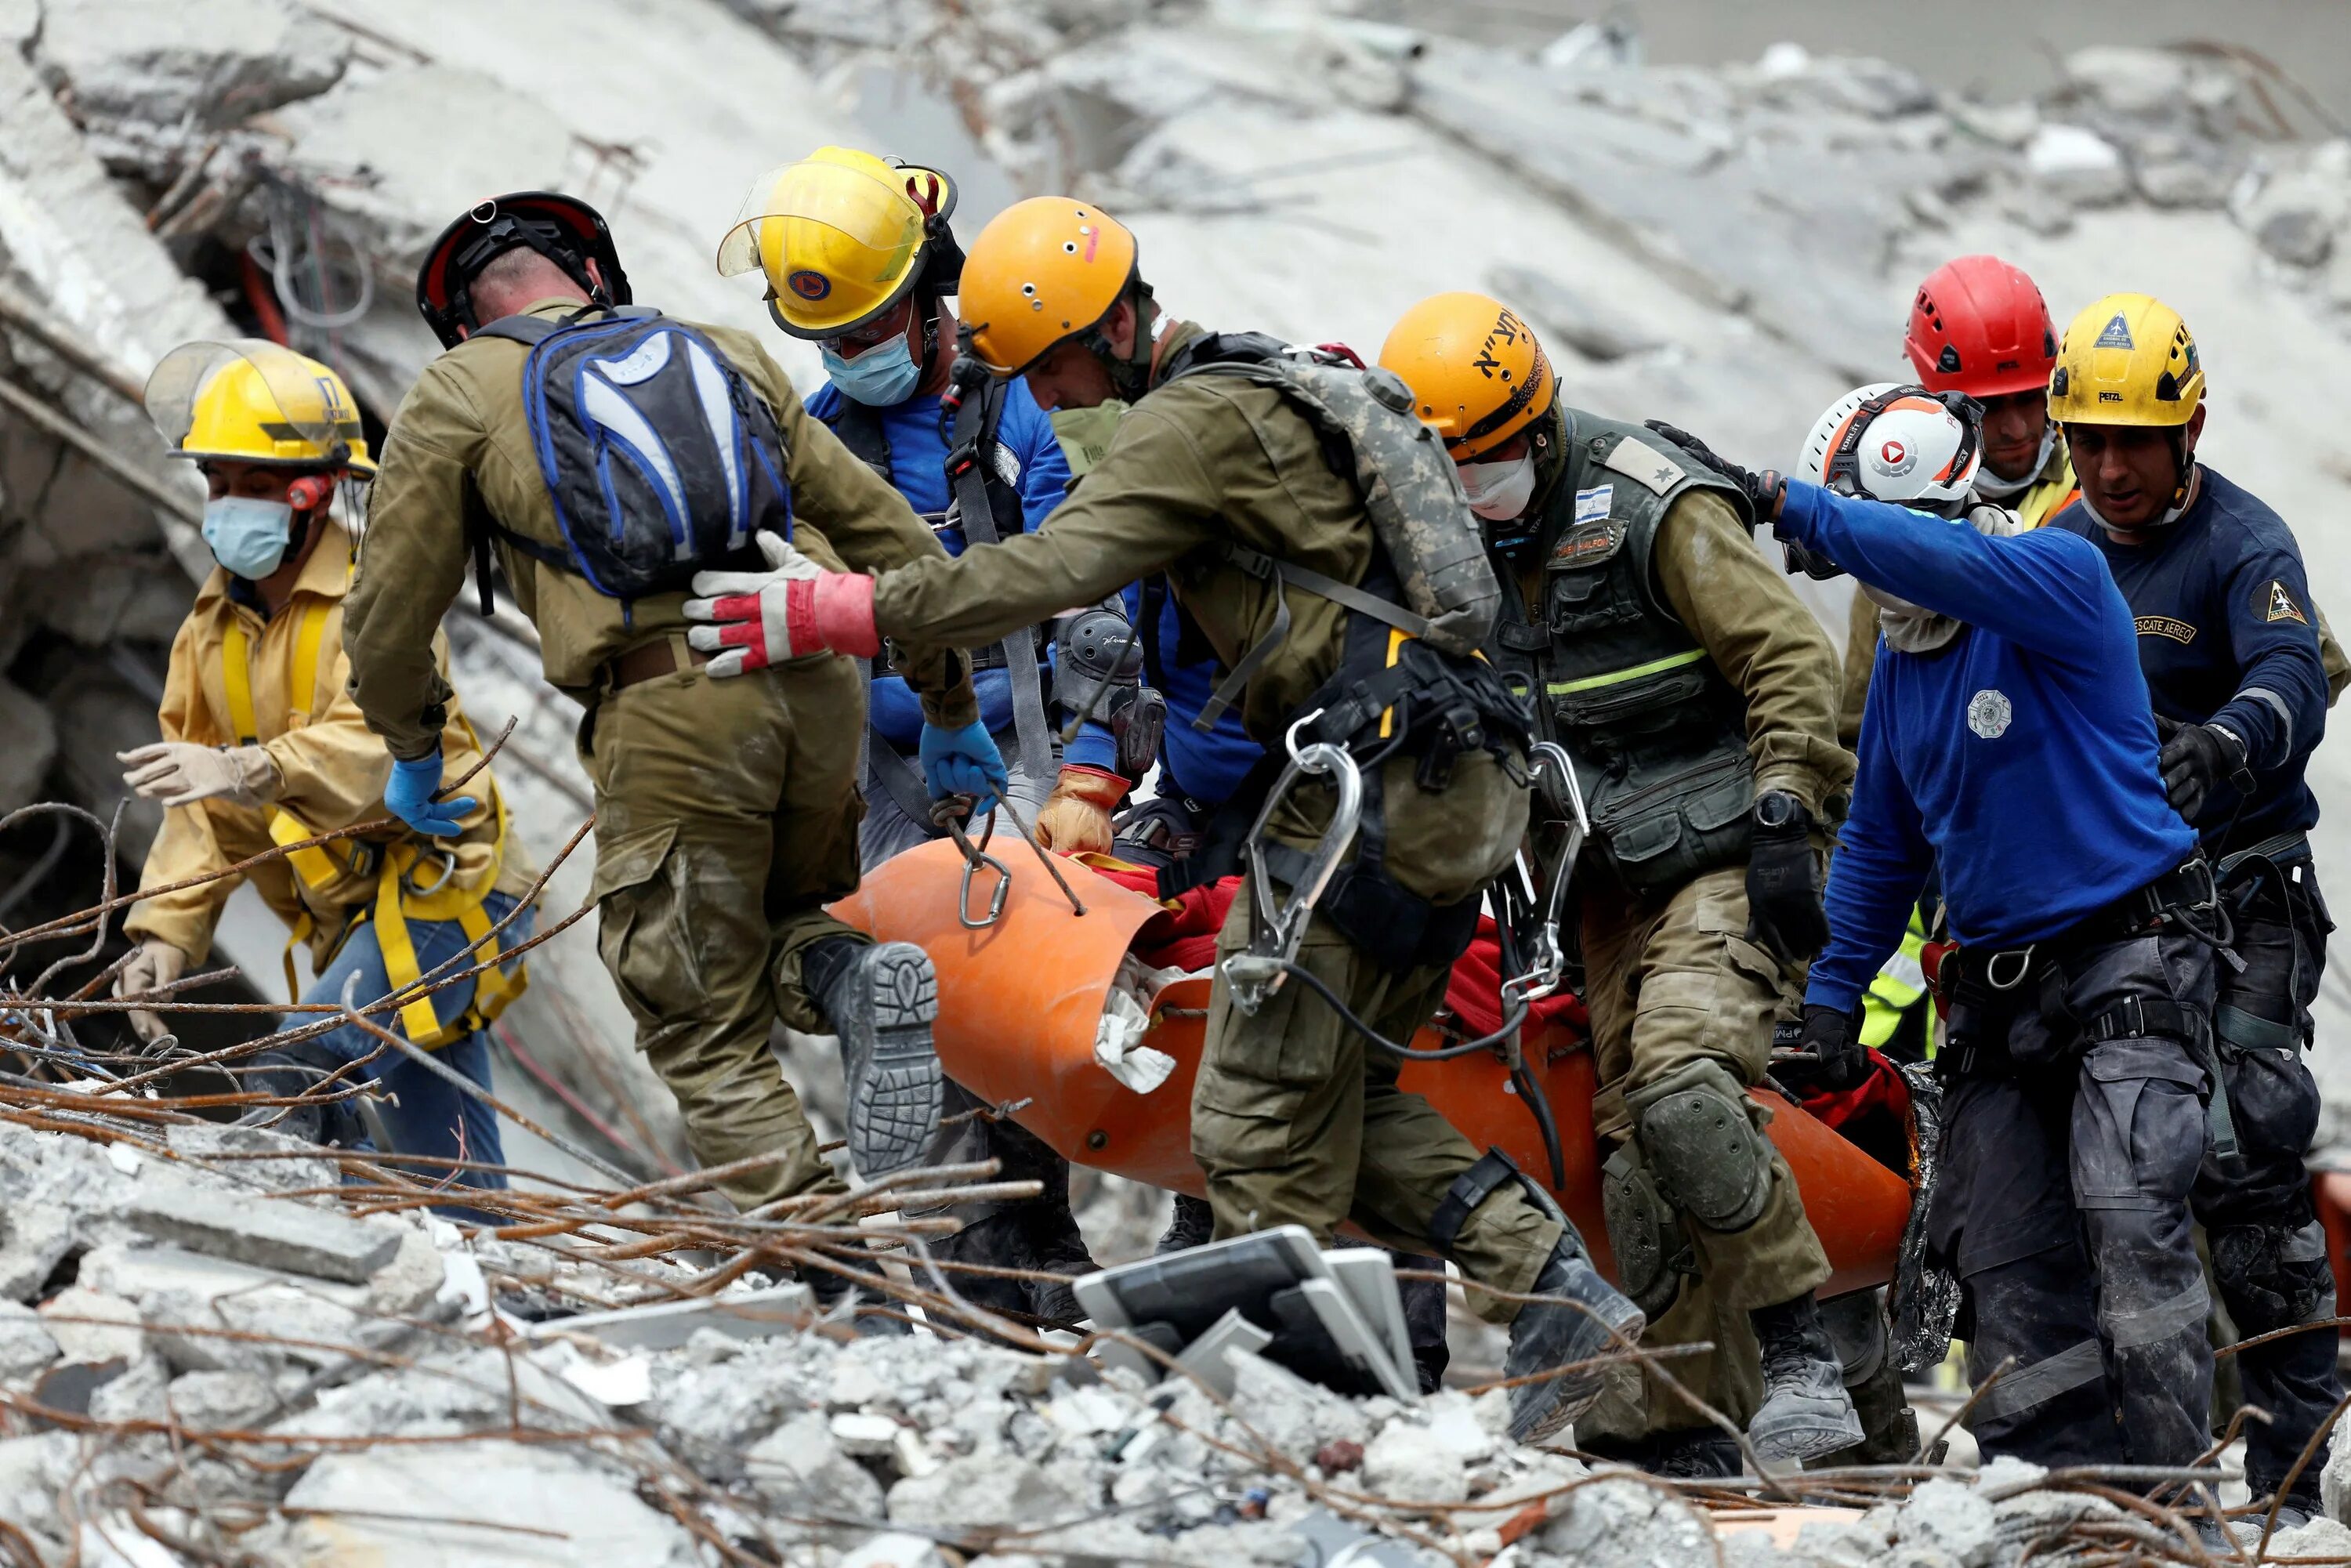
[1574, 483, 1614, 524]
[2135, 614, 2197, 645]
[1549, 518, 1627, 569]
[2265, 579, 2309, 625]
[2093, 313, 2134, 350]
[1600, 435, 1683, 495]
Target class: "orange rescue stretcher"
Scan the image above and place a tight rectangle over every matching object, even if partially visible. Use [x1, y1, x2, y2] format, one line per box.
[835, 840, 1914, 1298]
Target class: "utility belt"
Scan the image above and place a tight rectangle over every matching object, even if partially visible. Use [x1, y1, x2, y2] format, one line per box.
[1936, 853, 2233, 1157]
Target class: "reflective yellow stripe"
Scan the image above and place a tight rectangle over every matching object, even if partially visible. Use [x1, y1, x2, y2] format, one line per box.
[1381, 628, 1410, 740]
[1860, 905, 1931, 1048]
[1546, 647, 1705, 695]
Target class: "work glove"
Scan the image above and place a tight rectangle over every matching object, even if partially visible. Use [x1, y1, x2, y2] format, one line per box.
[382, 747, 476, 839]
[1033, 765, 1129, 854]
[1797, 1001, 1868, 1092]
[2155, 716, 2253, 820]
[919, 719, 1009, 813]
[1643, 420, 1775, 512]
[1745, 791, 1830, 965]
[683, 531, 882, 676]
[114, 938, 186, 1045]
[118, 741, 280, 809]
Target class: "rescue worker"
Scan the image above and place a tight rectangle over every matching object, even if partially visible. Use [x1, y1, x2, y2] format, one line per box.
[117, 342, 534, 1210]
[723, 148, 1138, 1324]
[1379, 293, 1862, 1467]
[1667, 387, 2220, 1472]
[1840, 257, 2079, 1063]
[685, 195, 1645, 1443]
[341, 193, 991, 1312]
[2045, 293, 2338, 1532]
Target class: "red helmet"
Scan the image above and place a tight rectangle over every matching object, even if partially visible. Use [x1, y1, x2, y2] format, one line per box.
[415, 191, 632, 349]
[1904, 255, 2056, 397]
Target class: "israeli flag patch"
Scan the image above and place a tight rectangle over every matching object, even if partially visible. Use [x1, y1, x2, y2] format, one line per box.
[1574, 484, 1614, 525]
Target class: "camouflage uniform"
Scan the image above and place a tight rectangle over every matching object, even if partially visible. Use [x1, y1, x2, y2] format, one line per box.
[343, 296, 974, 1212]
[867, 323, 1560, 1322]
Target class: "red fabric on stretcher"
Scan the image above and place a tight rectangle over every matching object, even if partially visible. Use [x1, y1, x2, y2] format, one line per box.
[1089, 861, 1588, 1042]
[1795, 1048, 1913, 1134]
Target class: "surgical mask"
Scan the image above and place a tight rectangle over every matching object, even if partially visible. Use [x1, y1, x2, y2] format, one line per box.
[1050, 400, 1128, 478]
[1460, 454, 1538, 522]
[201, 495, 294, 580]
[822, 335, 922, 407]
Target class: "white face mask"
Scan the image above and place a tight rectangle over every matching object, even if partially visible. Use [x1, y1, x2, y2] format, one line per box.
[1867, 502, 2020, 654]
[1460, 454, 1538, 522]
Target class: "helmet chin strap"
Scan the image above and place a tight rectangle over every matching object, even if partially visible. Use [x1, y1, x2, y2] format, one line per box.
[2077, 436, 2198, 535]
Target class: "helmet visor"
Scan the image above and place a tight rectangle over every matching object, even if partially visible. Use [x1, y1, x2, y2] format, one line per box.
[144, 340, 366, 472]
[718, 158, 944, 317]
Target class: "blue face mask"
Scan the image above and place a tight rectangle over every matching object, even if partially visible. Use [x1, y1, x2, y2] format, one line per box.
[822, 334, 922, 407]
[201, 495, 295, 580]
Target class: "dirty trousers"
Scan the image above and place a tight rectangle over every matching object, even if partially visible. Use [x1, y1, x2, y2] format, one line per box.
[2192, 860, 2338, 1505]
[1576, 865, 1834, 1436]
[1190, 893, 1561, 1326]
[578, 649, 868, 1213]
[1929, 925, 2219, 1469]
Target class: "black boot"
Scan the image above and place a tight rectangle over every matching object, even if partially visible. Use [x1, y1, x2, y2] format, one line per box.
[238, 1041, 364, 1146]
[1396, 1255, 1452, 1394]
[803, 1262, 913, 1338]
[1157, 1192, 1215, 1255]
[803, 937, 944, 1179]
[1503, 1233, 1646, 1445]
[1748, 1292, 1864, 1465]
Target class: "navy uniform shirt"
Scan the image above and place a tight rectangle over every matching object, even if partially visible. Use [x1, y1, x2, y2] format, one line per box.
[2051, 465, 2327, 853]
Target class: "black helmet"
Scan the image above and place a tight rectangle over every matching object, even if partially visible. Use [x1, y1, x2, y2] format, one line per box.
[415, 191, 632, 349]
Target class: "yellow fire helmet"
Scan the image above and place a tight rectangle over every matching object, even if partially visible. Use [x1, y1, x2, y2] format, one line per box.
[2048, 292, 2204, 428]
[1377, 292, 1556, 461]
[716, 147, 955, 340]
[143, 339, 374, 474]
[957, 196, 1139, 377]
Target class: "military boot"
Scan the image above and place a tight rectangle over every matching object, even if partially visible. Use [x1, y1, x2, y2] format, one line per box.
[1748, 1292, 1865, 1465]
[237, 1040, 365, 1147]
[1157, 1192, 1215, 1255]
[804, 938, 944, 1179]
[1504, 1233, 1646, 1445]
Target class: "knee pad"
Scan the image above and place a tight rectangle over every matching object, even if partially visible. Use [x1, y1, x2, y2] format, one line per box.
[1600, 1143, 1697, 1319]
[2213, 1221, 2336, 1334]
[1628, 1059, 1773, 1233]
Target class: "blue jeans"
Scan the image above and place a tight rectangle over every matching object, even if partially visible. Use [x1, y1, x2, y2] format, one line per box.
[294, 891, 530, 1209]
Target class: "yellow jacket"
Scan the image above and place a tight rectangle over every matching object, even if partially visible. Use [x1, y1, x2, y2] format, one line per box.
[125, 521, 535, 969]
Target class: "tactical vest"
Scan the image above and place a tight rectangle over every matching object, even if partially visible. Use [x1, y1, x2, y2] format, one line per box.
[1492, 411, 1757, 898]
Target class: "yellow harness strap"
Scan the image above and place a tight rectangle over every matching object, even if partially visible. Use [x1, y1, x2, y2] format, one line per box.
[226, 605, 342, 889]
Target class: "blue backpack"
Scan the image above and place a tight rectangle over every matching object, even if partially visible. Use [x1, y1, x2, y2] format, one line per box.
[472, 307, 789, 606]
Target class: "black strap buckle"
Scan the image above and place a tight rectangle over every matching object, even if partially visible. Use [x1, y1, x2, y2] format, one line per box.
[1429, 1146, 1522, 1253]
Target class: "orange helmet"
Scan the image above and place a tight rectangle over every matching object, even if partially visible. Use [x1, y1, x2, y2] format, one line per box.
[1377, 292, 1556, 461]
[956, 197, 1140, 376]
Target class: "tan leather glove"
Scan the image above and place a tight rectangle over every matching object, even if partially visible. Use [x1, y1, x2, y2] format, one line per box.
[118, 742, 280, 809]
[1031, 765, 1129, 856]
[115, 939, 187, 1045]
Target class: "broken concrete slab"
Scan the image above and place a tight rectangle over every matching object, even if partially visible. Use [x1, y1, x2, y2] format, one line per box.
[281, 1437, 701, 1567]
[38, 1286, 144, 1363]
[125, 1181, 400, 1283]
[33, 0, 349, 161]
[0, 1300, 60, 1383]
[886, 1451, 1092, 1535]
[745, 1410, 886, 1523]
[524, 1280, 813, 1352]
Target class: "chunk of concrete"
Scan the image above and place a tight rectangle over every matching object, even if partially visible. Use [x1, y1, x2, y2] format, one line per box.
[1894, 1477, 1997, 1566]
[1360, 1418, 1468, 1505]
[1226, 1349, 1371, 1467]
[0, 1301, 59, 1382]
[839, 1536, 952, 1568]
[2027, 124, 2128, 206]
[34, 0, 348, 141]
[526, 1281, 813, 1352]
[163, 1123, 339, 1199]
[1537, 1475, 1717, 1566]
[281, 1437, 700, 1566]
[745, 1411, 886, 1523]
[38, 1287, 143, 1363]
[125, 1183, 398, 1283]
[886, 1453, 1090, 1535]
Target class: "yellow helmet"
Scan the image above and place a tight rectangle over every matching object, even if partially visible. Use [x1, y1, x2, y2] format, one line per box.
[957, 197, 1139, 377]
[715, 147, 955, 340]
[1377, 292, 1556, 461]
[143, 339, 374, 475]
[2048, 292, 2204, 427]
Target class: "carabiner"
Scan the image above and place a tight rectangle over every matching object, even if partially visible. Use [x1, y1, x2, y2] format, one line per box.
[1500, 743, 1587, 1005]
[1223, 740, 1364, 1015]
[933, 797, 1011, 930]
[403, 848, 458, 898]
[1984, 944, 2035, 992]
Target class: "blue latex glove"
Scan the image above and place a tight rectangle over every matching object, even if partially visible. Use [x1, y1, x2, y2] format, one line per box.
[918, 719, 1009, 812]
[383, 748, 476, 838]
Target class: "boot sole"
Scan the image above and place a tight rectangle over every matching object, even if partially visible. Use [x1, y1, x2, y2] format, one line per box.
[1510, 1302, 1646, 1447]
[1749, 1403, 1867, 1466]
[845, 944, 943, 1179]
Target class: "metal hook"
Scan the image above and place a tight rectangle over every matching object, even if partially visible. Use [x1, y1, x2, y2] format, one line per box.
[1223, 740, 1363, 1015]
[933, 797, 1010, 930]
[1502, 743, 1588, 1006]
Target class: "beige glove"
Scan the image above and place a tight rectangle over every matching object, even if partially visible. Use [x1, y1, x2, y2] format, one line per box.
[1031, 765, 1128, 856]
[118, 742, 280, 809]
[115, 939, 187, 1045]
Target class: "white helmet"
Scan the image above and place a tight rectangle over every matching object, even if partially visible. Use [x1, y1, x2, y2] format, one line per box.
[1800, 382, 1982, 516]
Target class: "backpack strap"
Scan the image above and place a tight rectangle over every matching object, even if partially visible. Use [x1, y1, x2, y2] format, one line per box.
[945, 374, 1053, 780]
[1192, 540, 1432, 732]
[472, 315, 560, 348]
[829, 398, 894, 486]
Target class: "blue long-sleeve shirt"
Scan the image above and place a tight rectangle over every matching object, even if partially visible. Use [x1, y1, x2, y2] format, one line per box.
[1119, 578, 1263, 807]
[806, 378, 1114, 770]
[1784, 481, 2198, 1010]
[2049, 466, 2327, 852]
